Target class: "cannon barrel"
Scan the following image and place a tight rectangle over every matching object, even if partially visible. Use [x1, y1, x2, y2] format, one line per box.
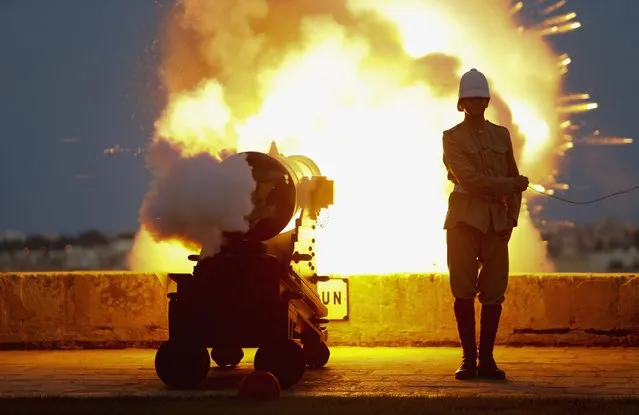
[223, 143, 332, 242]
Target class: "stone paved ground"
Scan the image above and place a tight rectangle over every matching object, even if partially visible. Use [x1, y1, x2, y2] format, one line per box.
[0, 347, 638, 398]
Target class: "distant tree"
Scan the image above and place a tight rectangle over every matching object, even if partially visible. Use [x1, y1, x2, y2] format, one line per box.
[594, 240, 603, 252]
[0, 239, 23, 252]
[609, 239, 621, 250]
[608, 259, 624, 271]
[116, 231, 136, 240]
[76, 230, 109, 247]
[546, 242, 561, 258]
[24, 235, 51, 250]
[50, 236, 74, 250]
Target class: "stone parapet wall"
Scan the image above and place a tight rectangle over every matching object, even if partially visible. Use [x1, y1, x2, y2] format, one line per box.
[332, 274, 639, 346]
[0, 272, 169, 348]
[0, 272, 637, 348]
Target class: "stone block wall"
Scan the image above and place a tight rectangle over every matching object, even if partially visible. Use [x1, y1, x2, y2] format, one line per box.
[0, 272, 169, 348]
[328, 274, 639, 346]
[0, 272, 637, 348]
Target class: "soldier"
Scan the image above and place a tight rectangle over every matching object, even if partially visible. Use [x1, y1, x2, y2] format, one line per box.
[442, 68, 529, 381]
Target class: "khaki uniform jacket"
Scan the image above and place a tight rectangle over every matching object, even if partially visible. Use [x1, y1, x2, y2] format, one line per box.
[442, 120, 522, 234]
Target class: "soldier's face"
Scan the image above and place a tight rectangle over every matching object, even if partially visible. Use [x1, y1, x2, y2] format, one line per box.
[461, 97, 489, 116]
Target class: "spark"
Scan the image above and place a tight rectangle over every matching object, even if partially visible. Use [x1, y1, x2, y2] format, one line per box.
[558, 53, 571, 68]
[553, 183, 570, 190]
[578, 137, 634, 145]
[538, 21, 582, 36]
[582, 130, 635, 145]
[542, 12, 577, 27]
[559, 93, 590, 102]
[557, 102, 598, 114]
[542, 0, 567, 15]
[104, 145, 144, 156]
[557, 53, 571, 74]
[60, 137, 81, 143]
[510, 2, 524, 15]
[530, 184, 556, 195]
[559, 120, 574, 130]
[557, 141, 574, 153]
[515, 0, 633, 223]
[521, 3, 581, 37]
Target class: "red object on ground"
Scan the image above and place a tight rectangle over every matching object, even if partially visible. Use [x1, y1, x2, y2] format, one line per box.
[237, 370, 281, 401]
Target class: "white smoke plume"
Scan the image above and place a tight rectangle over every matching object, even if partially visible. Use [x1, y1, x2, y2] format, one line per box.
[139, 139, 255, 257]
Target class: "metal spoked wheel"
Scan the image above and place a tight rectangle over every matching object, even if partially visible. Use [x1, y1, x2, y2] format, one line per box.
[154, 340, 210, 389]
[254, 339, 306, 389]
[304, 341, 330, 369]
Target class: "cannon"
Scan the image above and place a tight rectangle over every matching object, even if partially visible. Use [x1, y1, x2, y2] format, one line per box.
[154, 142, 334, 390]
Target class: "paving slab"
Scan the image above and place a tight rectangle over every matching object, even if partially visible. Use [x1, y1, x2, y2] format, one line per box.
[0, 347, 638, 398]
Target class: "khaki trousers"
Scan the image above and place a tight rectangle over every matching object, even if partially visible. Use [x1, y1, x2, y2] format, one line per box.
[446, 221, 509, 305]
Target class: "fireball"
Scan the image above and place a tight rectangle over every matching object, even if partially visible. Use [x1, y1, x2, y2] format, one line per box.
[128, 0, 599, 276]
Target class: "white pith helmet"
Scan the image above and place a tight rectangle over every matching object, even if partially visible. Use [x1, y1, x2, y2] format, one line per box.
[457, 68, 490, 111]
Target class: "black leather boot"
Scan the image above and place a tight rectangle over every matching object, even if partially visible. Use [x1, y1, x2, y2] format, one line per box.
[478, 304, 506, 380]
[453, 298, 477, 380]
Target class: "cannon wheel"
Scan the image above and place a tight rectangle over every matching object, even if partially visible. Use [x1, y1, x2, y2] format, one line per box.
[304, 341, 330, 369]
[254, 339, 305, 389]
[211, 347, 244, 368]
[155, 340, 210, 389]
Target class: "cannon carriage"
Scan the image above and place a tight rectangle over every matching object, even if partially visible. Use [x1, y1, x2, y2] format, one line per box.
[154, 143, 334, 390]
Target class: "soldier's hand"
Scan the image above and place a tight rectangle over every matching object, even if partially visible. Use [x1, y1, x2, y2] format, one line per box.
[514, 175, 529, 192]
[498, 219, 516, 242]
[498, 228, 513, 242]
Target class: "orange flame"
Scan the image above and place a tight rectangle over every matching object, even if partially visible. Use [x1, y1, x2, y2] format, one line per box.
[129, 0, 564, 275]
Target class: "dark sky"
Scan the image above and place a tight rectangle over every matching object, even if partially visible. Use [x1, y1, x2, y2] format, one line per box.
[1, 1, 638, 236]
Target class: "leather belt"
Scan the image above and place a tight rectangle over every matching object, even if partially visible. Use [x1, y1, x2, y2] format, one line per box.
[453, 183, 506, 205]
[453, 183, 470, 194]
